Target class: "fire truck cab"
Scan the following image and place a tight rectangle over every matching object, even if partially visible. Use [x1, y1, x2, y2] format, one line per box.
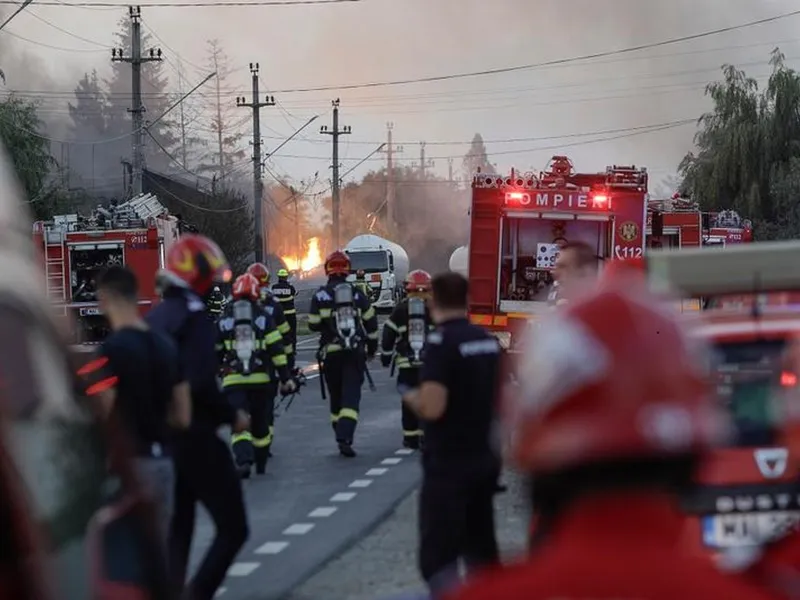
[645, 242, 800, 560]
[467, 155, 648, 348]
[32, 193, 180, 344]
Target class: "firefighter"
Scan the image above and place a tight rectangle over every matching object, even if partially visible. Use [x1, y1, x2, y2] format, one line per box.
[217, 273, 296, 479]
[381, 269, 435, 449]
[443, 271, 768, 600]
[271, 268, 298, 369]
[207, 285, 225, 317]
[308, 250, 379, 457]
[246, 262, 295, 371]
[145, 234, 249, 600]
[354, 269, 371, 298]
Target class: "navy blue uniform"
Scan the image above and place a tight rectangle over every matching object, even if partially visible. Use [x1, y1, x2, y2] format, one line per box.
[307, 275, 379, 449]
[259, 289, 295, 371]
[146, 287, 248, 600]
[271, 279, 297, 358]
[417, 317, 501, 592]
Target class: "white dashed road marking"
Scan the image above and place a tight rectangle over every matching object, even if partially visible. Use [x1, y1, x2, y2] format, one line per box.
[395, 448, 415, 455]
[382, 457, 402, 465]
[309, 506, 338, 518]
[284, 523, 315, 535]
[228, 562, 260, 577]
[255, 541, 290, 555]
[331, 491, 357, 502]
[366, 468, 388, 476]
[349, 479, 373, 488]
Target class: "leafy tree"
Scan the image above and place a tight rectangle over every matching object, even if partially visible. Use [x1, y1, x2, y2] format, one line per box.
[679, 49, 800, 237]
[105, 15, 178, 175]
[461, 133, 496, 181]
[195, 40, 246, 181]
[0, 96, 61, 219]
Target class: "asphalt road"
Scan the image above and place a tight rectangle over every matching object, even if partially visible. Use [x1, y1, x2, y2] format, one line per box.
[187, 326, 421, 600]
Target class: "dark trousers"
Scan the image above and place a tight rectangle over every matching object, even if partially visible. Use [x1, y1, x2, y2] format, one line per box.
[285, 312, 297, 371]
[397, 368, 423, 441]
[322, 351, 364, 444]
[418, 457, 500, 594]
[169, 429, 249, 600]
[227, 384, 276, 471]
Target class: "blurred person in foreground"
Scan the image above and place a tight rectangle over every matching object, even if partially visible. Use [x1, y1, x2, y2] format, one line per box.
[147, 234, 249, 600]
[443, 270, 777, 600]
[547, 240, 600, 307]
[402, 272, 502, 596]
[0, 143, 169, 600]
[78, 265, 191, 546]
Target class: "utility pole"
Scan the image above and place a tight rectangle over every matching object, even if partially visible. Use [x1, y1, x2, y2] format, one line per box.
[380, 122, 403, 232]
[448, 157, 454, 183]
[419, 141, 434, 178]
[320, 98, 351, 249]
[177, 63, 188, 170]
[236, 62, 275, 264]
[112, 6, 162, 197]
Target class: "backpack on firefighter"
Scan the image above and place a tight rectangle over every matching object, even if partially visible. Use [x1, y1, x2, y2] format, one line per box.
[382, 270, 434, 376]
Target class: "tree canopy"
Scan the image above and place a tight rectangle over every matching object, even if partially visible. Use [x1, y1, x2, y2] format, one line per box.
[679, 49, 800, 238]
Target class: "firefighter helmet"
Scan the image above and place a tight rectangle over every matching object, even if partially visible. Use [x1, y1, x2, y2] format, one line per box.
[325, 250, 350, 276]
[277, 268, 289, 279]
[246, 262, 270, 287]
[231, 273, 260, 301]
[508, 278, 729, 474]
[405, 269, 432, 293]
[163, 234, 231, 296]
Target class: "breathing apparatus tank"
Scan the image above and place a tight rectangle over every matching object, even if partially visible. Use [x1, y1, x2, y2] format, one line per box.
[334, 283, 360, 350]
[407, 296, 427, 364]
[232, 299, 257, 374]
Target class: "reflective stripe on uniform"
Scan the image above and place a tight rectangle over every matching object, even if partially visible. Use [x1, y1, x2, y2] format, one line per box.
[363, 306, 376, 321]
[338, 408, 358, 422]
[319, 308, 333, 317]
[232, 431, 252, 444]
[253, 432, 272, 447]
[283, 309, 297, 315]
[278, 321, 291, 336]
[308, 313, 322, 324]
[403, 429, 423, 437]
[265, 329, 282, 345]
[272, 353, 288, 367]
[223, 372, 271, 386]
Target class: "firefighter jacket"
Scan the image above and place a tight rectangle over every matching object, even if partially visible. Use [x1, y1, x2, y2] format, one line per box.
[444, 493, 778, 600]
[207, 289, 225, 315]
[354, 278, 371, 298]
[147, 286, 236, 429]
[258, 289, 294, 356]
[271, 280, 297, 316]
[381, 297, 435, 370]
[308, 276, 379, 355]
[215, 300, 290, 388]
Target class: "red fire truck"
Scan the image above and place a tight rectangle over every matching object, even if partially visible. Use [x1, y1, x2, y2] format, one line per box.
[32, 193, 180, 343]
[647, 194, 753, 250]
[466, 155, 648, 348]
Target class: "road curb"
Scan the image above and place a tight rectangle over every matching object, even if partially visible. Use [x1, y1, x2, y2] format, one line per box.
[271, 474, 422, 600]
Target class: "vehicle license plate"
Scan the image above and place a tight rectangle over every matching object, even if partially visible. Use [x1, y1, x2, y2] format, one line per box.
[703, 511, 800, 547]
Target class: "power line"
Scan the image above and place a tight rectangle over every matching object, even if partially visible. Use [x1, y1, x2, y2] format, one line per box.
[263, 10, 800, 93]
[0, 0, 361, 5]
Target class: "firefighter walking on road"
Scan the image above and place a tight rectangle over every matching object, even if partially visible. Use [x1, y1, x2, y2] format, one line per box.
[271, 268, 298, 369]
[207, 285, 225, 317]
[247, 262, 296, 371]
[381, 269, 435, 449]
[308, 250, 379, 457]
[217, 273, 296, 479]
[354, 269, 371, 298]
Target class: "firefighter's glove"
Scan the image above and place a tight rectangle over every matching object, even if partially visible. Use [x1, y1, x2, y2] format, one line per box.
[380, 353, 392, 368]
[280, 379, 297, 395]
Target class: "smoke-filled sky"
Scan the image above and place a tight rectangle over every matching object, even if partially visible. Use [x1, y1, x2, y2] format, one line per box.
[4, 0, 800, 192]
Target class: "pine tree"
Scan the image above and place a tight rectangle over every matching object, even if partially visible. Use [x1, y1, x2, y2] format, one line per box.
[462, 133, 496, 180]
[195, 39, 246, 181]
[69, 70, 107, 138]
[104, 15, 178, 175]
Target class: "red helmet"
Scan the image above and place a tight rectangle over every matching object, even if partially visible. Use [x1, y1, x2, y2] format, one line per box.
[325, 250, 350, 276]
[506, 278, 730, 474]
[164, 234, 231, 296]
[405, 269, 432, 293]
[231, 273, 260, 301]
[246, 262, 270, 287]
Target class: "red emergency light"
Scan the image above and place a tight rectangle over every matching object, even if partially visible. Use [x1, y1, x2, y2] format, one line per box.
[507, 192, 526, 201]
[592, 194, 609, 206]
[781, 371, 798, 387]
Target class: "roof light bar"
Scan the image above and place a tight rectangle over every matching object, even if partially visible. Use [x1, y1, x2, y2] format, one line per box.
[647, 241, 800, 297]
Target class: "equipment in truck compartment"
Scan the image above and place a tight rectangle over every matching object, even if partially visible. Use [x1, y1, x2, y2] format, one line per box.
[344, 234, 410, 282]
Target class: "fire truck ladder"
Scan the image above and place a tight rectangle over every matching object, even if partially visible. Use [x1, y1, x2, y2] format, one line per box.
[44, 228, 67, 310]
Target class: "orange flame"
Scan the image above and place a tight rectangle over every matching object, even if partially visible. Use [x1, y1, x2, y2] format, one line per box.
[282, 237, 323, 272]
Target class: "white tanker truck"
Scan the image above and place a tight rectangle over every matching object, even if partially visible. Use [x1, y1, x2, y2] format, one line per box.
[448, 245, 468, 277]
[344, 234, 410, 310]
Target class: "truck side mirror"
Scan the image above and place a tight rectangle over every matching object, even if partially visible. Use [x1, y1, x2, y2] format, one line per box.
[388, 253, 394, 269]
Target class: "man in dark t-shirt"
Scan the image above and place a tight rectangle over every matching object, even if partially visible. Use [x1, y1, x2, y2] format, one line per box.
[78, 266, 190, 545]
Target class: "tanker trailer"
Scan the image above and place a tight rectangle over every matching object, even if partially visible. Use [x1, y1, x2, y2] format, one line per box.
[344, 234, 410, 310]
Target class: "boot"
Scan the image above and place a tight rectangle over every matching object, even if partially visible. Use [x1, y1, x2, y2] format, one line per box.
[338, 441, 356, 457]
[237, 463, 252, 479]
[403, 437, 420, 450]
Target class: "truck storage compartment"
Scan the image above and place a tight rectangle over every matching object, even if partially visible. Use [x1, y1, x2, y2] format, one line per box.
[70, 243, 124, 303]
